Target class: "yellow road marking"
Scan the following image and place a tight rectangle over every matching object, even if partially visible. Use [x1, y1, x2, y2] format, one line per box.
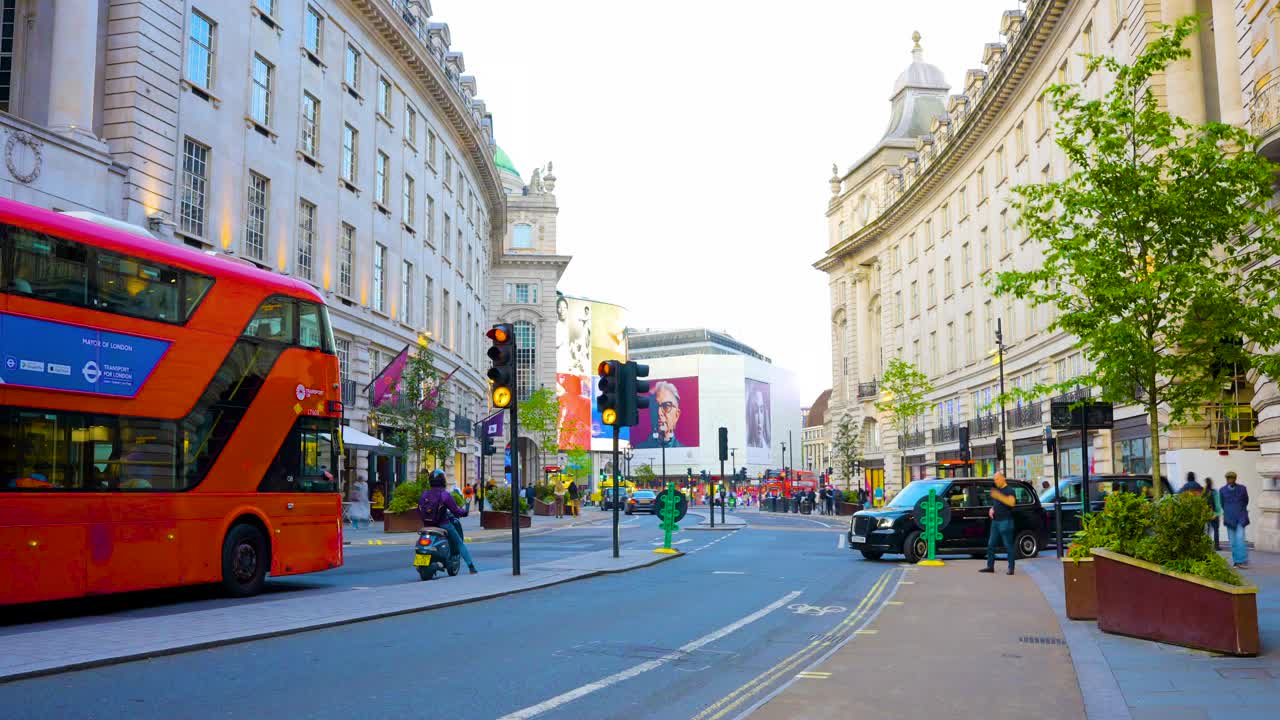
[855, 629, 878, 635]
[796, 672, 831, 679]
[691, 570, 896, 720]
[886, 601, 904, 606]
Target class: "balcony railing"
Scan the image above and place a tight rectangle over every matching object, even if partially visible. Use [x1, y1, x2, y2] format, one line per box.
[931, 422, 960, 444]
[898, 429, 928, 449]
[1051, 387, 1089, 404]
[968, 414, 998, 439]
[1007, 401, 1042, 430]
[342, 379, 357, 407]
[858, 380, 879, 400]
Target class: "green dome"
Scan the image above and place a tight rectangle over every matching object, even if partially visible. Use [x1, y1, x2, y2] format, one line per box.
[494, 146, 520, 178]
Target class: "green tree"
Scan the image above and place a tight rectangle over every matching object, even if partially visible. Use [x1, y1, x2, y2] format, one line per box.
[635, 463, 656, 486]
[565, 447, 592, 485]
[994, 18, 1280, 496]
[520, 387, 561, 483]
[830, 413, 862, 490]
[875, 357, 933, 487]
[369, 336, 454, 473]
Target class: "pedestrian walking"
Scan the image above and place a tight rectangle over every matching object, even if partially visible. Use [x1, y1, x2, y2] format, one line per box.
[554, 479, 566, 518]
[980, 472, 1018, 575]
[463, 483, 475, 512]
[347, 472, 372, 530]
[826, 487, 836, 515]
[1220, 471, 1250, 568]
[567, 480, 580, 516]
[1204, 477, 1222, 550]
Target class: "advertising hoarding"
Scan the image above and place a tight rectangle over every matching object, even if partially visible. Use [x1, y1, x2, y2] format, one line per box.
[633, 376, 700, 449]
[745, 378, 772, 464]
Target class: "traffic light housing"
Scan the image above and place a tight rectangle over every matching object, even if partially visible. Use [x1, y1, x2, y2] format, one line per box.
[618, 361, 650, 427]
[482, 434, 496, 456]
[486, 324, 516, 408]
[718, 427, 729, 462]
[597, 360, 621, 426]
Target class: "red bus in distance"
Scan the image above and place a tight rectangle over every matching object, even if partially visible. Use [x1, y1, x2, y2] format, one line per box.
[0, 197, 344, 605]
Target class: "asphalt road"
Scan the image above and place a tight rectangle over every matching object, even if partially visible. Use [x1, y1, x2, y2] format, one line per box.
[0, 510, 895, 720]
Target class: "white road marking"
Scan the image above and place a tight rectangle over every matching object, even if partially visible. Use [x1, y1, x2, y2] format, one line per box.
[837, 534, 846, 549]
[496, 590, 804, 720]
[713, 571, 745, 575]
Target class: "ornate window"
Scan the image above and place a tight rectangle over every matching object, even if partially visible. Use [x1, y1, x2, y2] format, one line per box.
[514, 320, 537, 400]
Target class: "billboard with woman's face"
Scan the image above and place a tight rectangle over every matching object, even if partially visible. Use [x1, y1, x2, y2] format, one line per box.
[745, 379, 772, 463]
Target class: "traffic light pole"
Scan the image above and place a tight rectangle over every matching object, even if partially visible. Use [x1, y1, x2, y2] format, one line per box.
[719, 458, 726, 525]
[510, 391, 521, 576]
[612, 425, 621, 558]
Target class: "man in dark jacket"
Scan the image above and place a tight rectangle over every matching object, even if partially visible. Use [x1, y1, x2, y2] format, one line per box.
[418, 469, 477, 574]
[1220, 471, 1250, 568]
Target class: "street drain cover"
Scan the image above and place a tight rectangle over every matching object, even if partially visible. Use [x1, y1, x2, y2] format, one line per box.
[1019, 635, 1067, 645]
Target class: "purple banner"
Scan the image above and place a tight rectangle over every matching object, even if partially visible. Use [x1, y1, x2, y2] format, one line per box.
[484, 411, 505, 438]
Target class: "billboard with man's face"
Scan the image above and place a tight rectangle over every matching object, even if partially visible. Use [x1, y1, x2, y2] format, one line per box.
[633, 376, 700, 450]
[745, 378, 772, 464]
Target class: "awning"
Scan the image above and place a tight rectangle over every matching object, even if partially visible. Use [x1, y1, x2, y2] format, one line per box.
[340, 426, 402, 454]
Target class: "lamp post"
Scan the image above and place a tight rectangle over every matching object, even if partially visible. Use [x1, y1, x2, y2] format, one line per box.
[654, 432, 666, 486]
[994, 318, 1008, 476]
[623, 447, 634, 487]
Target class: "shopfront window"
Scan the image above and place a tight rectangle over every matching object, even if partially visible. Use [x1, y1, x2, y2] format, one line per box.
[1113, 436, 1151, 475]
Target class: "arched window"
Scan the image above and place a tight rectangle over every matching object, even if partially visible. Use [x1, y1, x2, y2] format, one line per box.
[514, 320, 536, 400]
[512, 223, 533, 249]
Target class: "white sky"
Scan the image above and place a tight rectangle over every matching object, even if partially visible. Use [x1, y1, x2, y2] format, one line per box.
[434, 0, 1015, 404]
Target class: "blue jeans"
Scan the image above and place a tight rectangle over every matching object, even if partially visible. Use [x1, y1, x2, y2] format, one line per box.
[1227, 523, 1248, 566]
[986, 518, 1016, 571]
[444, 521, 476, 570]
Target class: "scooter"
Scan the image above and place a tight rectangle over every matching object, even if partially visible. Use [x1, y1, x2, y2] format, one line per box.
[413, 523, 461, 581]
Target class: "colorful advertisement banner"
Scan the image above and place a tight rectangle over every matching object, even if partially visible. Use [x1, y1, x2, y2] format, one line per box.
[745, 378, 772, 464]
[556, 373, 592, 450]
[633, 376, 700, 449]
[590, 302, 627, 368]
[562, 297, 593, 376]
[0, 312, 171, 397]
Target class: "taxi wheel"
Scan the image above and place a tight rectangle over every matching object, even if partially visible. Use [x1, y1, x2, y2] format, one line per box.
[903, 531, 925, 564]
[1016, 531, 1041, 559]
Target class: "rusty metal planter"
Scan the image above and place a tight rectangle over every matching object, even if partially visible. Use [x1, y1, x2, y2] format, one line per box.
[382, 510, 422, 533]
[1093, 548, 1260, 656]
[1063, 557, 1097, 620]
[481, 510, 532, 530]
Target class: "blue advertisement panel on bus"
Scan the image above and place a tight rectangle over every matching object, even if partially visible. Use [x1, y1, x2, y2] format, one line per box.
[0, 312, 171, 397]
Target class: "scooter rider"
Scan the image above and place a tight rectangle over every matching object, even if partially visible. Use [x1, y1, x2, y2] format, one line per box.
[418, 469, 478, 574]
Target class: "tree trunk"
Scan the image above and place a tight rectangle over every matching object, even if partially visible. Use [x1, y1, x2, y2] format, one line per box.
[1147, 394, 1163, 499]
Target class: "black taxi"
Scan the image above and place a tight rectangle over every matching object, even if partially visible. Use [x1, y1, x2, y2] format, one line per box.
[848, 477, 1049, 563]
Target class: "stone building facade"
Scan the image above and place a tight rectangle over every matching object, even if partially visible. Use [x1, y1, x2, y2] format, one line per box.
[802, 389, 832, 476]
[486, 149, 571, 482]
[817, 0, 1275, 548]
[0, 0, 511, 492]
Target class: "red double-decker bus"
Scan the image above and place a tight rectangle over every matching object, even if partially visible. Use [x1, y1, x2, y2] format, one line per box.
[0, 198, 344, 605]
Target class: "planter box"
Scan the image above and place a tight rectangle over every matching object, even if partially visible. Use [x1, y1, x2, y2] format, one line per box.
[1062, 557, 1097, 621]
[383, 510, 421, 533]
[836, 502, 863, 516]
[1093, 548, 1259, 656]
[534, 499, 558, 516]
[481, 510, 532, 530]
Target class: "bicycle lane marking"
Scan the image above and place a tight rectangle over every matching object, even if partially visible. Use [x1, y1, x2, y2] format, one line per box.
[494, 590, 804, 720]
[689, 568, 899, 720]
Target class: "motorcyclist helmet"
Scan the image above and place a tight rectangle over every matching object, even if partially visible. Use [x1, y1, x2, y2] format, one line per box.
[429, 469, 447, 488]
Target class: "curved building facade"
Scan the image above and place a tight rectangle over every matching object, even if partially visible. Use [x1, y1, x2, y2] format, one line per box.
[0, 1, 506, 493]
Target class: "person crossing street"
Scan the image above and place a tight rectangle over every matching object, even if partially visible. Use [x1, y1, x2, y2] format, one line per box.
[979, 472, 1018, 575]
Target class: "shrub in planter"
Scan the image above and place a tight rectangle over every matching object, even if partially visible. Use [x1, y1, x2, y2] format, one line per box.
[486, 486, 530, 515]
[386, 475, 430, 514]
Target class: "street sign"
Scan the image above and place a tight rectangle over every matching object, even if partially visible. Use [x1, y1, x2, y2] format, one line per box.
[543, 465, 562, 473]
[1049, 400, 1114, 430]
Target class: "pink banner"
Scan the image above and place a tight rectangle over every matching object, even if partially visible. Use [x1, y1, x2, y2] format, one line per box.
[371, 346, 409, 407]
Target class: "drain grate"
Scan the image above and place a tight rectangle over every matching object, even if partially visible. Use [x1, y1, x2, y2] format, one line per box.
[1019, 635, 1067, 645]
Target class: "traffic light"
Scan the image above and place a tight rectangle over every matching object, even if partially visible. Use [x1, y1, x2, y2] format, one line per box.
[958, 425, 971, 461]
[597, 360, 621, 426]
[486, 323, 516, 408]
[618, 361, 650, 427]
[718, 427, 729, 462]
[482, 434, 496, 456]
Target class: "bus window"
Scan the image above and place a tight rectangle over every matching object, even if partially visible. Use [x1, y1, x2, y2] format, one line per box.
[94, 251, 181, 322]
[259, 417, 339, 493]
[299, 301, 323, 350]
[244, 297, 296, 343]
[116, 418, 179, 490]
[11, 228, 89, 306]
[183, 273, 214, 319]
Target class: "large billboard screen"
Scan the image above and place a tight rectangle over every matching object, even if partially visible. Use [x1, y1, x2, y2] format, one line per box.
[745, 378, 772, 464]
[556, 373, 592, 450]
[633, 376, 700, 449]
[591, 302, 627, 368]
[561, 297, 593, 377]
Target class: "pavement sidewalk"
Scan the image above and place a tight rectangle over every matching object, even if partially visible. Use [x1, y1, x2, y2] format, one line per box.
[1025, 549, 1280, 720]
[750, 559, 1085, 720]
[689, 509, 748, 530]
[343, 508, 605, 545]
[0, 547, 678, 683]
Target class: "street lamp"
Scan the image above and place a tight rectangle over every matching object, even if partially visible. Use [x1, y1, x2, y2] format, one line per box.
[653, 432, 666, 485]
[992, 318, 1008, 475]
[623, 447, 634, 486]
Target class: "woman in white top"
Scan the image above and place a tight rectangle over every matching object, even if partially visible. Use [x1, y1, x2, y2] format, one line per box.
[348, 473, 373, 530]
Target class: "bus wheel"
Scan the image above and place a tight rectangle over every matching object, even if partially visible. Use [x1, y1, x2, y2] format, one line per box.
[221, 523, 269, 597]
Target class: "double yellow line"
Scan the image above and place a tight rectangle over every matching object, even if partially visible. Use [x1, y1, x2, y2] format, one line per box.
[691, 569, 898, 720]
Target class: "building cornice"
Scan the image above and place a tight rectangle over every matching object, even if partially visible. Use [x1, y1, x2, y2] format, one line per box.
[348, 0, 506, 233]
[816, 0, 1067, 274]
[496, 253, 573, 269]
